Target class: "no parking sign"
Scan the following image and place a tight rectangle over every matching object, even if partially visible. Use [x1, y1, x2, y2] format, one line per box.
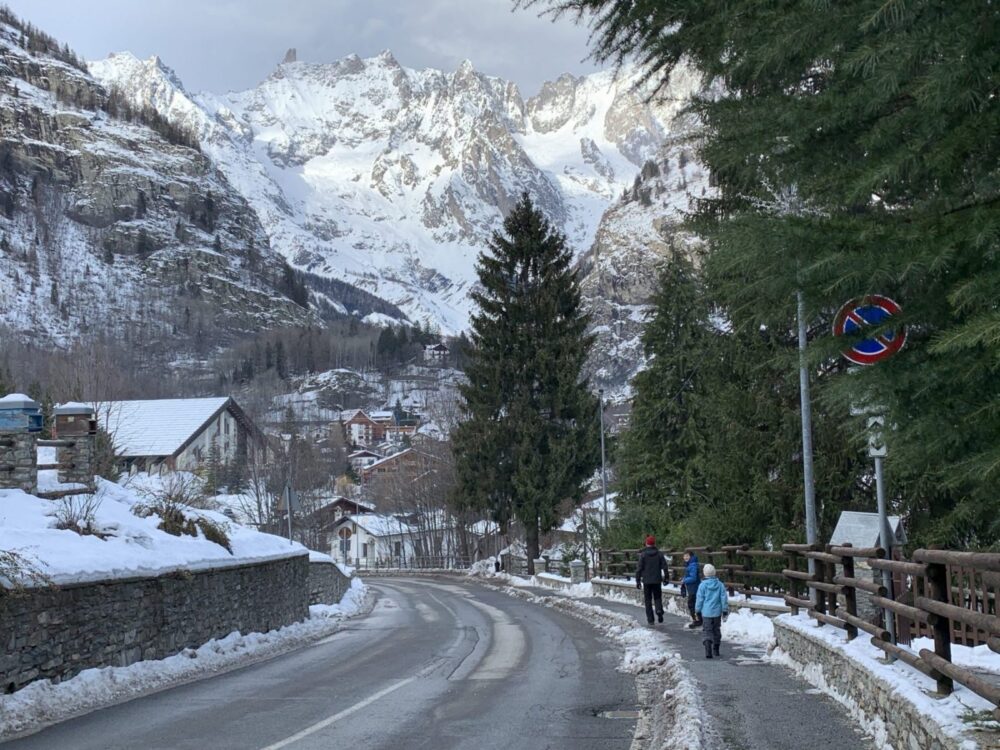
[832, 295, 906, 366]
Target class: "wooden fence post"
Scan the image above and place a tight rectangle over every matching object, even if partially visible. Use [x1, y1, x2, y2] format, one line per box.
[814, 551, 827, 615]
[842, 543, 858, 641]
[926, 558, 955, 696]
[787, 549, 800, 616]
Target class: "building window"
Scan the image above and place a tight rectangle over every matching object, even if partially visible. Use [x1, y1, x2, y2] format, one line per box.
[394, 541, 401, 557]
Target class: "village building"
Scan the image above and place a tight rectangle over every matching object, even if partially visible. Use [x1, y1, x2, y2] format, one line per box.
[348, 449, 382, 472]
[339, 409, 385, 448]
[423, 342, 450, 362]
[98, 397, 267, 474]
[330, 513, 418, 565]
[360, 447, 439, 483]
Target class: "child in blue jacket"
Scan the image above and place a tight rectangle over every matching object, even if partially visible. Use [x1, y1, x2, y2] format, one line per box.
[695, 563, 729, 658]
[680, 551, 701, 629]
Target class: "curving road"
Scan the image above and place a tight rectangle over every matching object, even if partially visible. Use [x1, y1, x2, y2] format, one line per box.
[3, 578, 637, 750]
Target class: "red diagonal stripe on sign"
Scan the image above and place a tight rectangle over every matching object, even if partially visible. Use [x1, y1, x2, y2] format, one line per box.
[846, 310, 868, 328]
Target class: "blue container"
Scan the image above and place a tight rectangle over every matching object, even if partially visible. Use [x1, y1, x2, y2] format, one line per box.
[0, 394, 43, 433]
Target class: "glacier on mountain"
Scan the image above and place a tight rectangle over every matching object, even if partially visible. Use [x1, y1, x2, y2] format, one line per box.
[90, 51, 704, 339]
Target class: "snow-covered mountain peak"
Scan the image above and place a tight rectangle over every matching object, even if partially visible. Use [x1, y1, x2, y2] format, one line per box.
[91, 48, 702, 336]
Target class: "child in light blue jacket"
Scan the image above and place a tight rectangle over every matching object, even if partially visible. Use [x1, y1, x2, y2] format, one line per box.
[695, 563, 729, 658]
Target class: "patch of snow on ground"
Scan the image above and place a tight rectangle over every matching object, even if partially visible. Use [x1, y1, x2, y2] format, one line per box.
[911, 637, 1000, 676]
[0, 578, 371, 741]
[722, 609, 775, 647]
[0, 475, 308, 586]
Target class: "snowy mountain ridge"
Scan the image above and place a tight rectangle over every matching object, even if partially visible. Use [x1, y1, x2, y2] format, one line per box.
[0, 17, 319, 353]
[90, 50, 703, 336]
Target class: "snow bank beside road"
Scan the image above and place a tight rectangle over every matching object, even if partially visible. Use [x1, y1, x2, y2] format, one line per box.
[0, 578, 372, 742]
[0, 475, 307, 586]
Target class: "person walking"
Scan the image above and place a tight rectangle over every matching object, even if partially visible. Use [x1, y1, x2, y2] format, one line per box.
[695, 563, 729, 658]
[680, 550, 702, 629]
[635, 535, 669, 624]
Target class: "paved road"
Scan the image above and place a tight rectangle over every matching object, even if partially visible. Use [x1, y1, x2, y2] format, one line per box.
[3, 578, 636, 750]
[522, 585, 874, 750]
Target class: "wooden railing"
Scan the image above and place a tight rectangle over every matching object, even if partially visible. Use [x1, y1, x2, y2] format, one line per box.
[597, 544, 1000, 718]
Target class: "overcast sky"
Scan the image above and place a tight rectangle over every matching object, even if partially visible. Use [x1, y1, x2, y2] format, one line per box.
[7, 0, 602, 95]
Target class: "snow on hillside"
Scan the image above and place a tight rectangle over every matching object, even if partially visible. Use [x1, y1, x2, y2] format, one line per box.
[89, 51, 701, 336]
[0, 20, 316, 349]
[0, 475, 305, 586]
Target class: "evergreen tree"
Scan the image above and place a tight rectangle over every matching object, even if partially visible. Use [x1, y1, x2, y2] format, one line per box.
[616, 249, 708, 516]
[533, 0, 1000, 547]
[275, 340, 288, 380]
[451, 193, 599, 571]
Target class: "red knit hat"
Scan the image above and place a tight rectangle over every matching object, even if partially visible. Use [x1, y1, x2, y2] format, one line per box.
[645, 535, 656, 546]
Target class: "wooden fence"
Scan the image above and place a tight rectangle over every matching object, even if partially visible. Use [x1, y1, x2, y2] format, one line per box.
[597, 544, 1000, 718]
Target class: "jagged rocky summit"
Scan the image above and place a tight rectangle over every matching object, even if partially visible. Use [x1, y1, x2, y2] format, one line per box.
[89, 50, 708, 369]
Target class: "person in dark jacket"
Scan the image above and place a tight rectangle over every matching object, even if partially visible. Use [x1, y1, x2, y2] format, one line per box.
[635, 535, 670, 624]
[680, 550, 702, 629]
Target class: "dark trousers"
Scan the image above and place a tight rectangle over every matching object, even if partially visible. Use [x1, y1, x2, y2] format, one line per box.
[642, 583, 663, 623]
[702, 615, 722, 652]
[687, 590, 701, 622]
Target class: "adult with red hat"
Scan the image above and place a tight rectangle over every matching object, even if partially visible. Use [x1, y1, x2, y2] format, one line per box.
[635, 534, 670, 624]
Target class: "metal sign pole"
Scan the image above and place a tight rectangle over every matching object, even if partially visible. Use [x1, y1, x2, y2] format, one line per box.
[797, 292, 819, 585]
[869, 416, 897, 656]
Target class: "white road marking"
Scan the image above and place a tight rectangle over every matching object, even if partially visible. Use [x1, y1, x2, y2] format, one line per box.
[466, 599, 527, 681]
[257, 677, 415, 750]
[415, 602, 440, 623]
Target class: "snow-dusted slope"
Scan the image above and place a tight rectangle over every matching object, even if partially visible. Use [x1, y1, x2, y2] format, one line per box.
[90, 51, 701, 334]
[0, 17, 317, 349]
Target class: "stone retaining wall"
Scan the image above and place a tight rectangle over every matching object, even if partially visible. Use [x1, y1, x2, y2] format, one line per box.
[773, 618, 988, 750]
[0, 433, 36, 492]
[1, 554, 310, 693]
[309, 561, 350, 605]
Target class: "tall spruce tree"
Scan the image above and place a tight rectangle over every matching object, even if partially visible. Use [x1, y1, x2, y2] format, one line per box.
[452, 193, 599, 571]
[616, 249, 707, 517]
[529, 0, 1000, 547]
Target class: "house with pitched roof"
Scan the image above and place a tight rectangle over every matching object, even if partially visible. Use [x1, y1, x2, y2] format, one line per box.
[98, 397, 267, 474]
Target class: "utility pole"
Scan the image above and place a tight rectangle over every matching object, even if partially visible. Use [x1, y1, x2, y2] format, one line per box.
[598, 388, 608, 529]
[797, 292, 819, 582]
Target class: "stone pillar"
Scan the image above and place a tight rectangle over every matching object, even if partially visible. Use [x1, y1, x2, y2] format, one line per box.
[569, 559, 586, 584]
[533, 557, 547, 575]
[0, 394, 41, 493]
[53, 403, 97, 487]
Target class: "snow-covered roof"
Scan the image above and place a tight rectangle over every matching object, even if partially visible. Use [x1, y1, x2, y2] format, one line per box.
[558, 493, 619, 533]
[364, 448, 412, 471]
[0, 393, 33, 403]
[99, 397, 231, 458]
[337, 513, 414, 536]
[830, 511, 906, 548]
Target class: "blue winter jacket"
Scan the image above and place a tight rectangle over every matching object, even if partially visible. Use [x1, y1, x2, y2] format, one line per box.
[681, 554, 700, 590]
[695, 576, 729, 618]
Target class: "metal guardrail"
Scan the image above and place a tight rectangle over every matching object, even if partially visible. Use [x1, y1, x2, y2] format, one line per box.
[348, 556, 473, 571]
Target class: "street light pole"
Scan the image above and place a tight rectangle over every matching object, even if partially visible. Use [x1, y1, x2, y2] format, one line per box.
[797, 291, 819, 597]
[796, 292, 819, 549]
[599, 388, 608, 529]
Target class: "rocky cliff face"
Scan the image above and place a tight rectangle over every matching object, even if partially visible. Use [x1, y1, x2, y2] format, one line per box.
[90, 51, 701, 341]
[0, 14, 317, 352]
[579, 108, 713, 396]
